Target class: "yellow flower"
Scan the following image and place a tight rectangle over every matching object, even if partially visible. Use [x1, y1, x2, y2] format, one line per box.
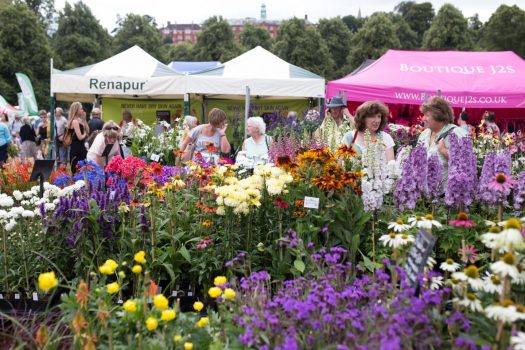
[196, 316, 209, 328]
[153, 294, 169, 310]
[145, 317, 158, 331]
[132, 265, 143, 274]
[38, 272, 58, 292]
[208, 287, 222, 298]
[134, 251, 146, 264]
[224, 288, 236, 300]
[123, 300, 137, 313]
[184, 342, 193, 350]
[98, 259, 119, 275]
[193, 301, 204, 312]
[214, 276, 227, 287]
[106, 282, 120, 295]
[118, 271, 126, 279]
[161, 309, 176, 321]
[173, 335, 182, 342]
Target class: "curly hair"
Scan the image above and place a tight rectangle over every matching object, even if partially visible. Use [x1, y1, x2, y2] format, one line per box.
[420, 96, 454, 124]
[354, 101, 389, 132]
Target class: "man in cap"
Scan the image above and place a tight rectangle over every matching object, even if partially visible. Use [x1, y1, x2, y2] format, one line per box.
[314, 96, 355, 151]
[88, 107, 104, 137]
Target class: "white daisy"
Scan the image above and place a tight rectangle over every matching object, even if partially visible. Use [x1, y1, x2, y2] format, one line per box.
[491, 253, 520, 279]
[430, 276, 444, 290]
[379, 233, 401, 249]
[388, 219, 411, 232]
[473, 272, 502, 294]
[21, 210, 35, 218]
[452, 265, 484, 290]
[480, 232, 499, 249]
[440, 258, 460, 272]
[485, 304, 520, 324]
[458, 293, 483, 312]
[397, 233, 415, 247]
[511, 331, 525, 350]
[496, 218, 525, 251]
[0, 195, 14, 208]
[4, 219, 16, 232]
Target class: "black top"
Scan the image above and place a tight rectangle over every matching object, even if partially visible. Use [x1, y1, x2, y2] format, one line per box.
[88, 118, 104, 135]
[20, 124, 36, 142]
[37, 124, 48, 140]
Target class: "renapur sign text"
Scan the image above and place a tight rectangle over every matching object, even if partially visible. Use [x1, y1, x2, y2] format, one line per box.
[89, 78, 146, 93]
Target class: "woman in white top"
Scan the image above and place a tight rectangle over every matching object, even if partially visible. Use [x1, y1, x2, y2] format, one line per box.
[236, 117, 272, 168]
[87, 121, 123, 167]
[342, 101, 395, 161]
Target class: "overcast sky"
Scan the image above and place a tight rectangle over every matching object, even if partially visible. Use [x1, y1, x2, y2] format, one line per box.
[54, 0, 525, 31]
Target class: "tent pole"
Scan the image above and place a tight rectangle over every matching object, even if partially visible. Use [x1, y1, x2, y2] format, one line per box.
[48, 58, 55, 161]
[320, 98, 325, 118]
[245, 86, 250, 140]
[184, 93, 190, 116]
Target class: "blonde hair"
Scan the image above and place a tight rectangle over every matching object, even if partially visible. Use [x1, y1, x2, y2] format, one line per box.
[67, 102, 84, 129]
[208, 108, 226, 127]
[102, 121, 122, 142]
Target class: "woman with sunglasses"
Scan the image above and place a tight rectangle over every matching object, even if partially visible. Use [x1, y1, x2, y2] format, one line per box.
[87, 121, 123, 167]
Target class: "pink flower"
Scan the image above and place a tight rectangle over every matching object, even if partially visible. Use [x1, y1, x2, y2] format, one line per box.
[458, 244, 478, 264]
[449, 212, 476, 228]
[488, 173, 517, 193]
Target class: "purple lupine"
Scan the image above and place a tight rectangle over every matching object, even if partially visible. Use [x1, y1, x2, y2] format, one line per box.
[139, 205, 149, 233]
[479, 150, 513, 205]
[445, 134, 477, 208]
[514, 172, 525, 215]
[426, 153, 444, 204]
[394, 144, 428, 211]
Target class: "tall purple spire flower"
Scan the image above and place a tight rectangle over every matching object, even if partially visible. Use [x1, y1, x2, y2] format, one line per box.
[478, 150, 512, 205]
[394, 144, 427, 211]
[426, 153, 444, 204]
[445, 134, 477, 208]
[513, 172, 525, 215]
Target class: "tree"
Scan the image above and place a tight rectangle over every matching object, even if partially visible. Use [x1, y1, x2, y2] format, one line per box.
[112, 14, 165, 61]
[396, 2, 434, 46]
[468, 14, 483, 49]
[19, 0, 55, 27]
[481, 5, 525, 57]
[342, 14, 364, 33]
[317, 17, 352, 78]
[272, 17, 334, 78]
[52, 2, 112, 70]
[164, 42, 194, 62]
[240, 23, 272, 50]
[348, 13, 401, 69]
[193, 16, 242, 61]
[0, 3, 54, 108]
[389, 14, 418, 49]
[394, 1, 415, 16]
[422, 4, 472, 50]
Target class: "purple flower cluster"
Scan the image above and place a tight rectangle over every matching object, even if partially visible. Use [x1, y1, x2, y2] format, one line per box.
[445, 135, 478, 208]
[394, 144, 428, 211]
[233, 250, 451, 349]
[278, 228, 302, 248]
[514, 171, 525, 215]
[52, 180, 130, 246]
[478, 150, 512, 205]
[426, 153, 444, 204]
[268, 134, 302, 164]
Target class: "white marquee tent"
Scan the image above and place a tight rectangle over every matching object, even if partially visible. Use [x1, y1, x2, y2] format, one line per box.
[50, 46, 186, 102]
[185, 46, 325, 99]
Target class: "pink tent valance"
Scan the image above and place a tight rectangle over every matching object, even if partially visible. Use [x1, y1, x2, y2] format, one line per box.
[327, 50, 525, 109]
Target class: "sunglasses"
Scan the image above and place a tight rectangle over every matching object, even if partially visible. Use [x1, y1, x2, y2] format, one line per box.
[104, 127, 119, 131]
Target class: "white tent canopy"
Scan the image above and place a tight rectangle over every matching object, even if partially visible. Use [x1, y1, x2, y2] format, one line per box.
[51, 46, 186, 102]
[186, 46, 325, 99]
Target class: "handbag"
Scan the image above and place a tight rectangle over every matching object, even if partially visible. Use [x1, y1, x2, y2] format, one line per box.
[62, 128, 73, 147]
[181, 128, 201, 162]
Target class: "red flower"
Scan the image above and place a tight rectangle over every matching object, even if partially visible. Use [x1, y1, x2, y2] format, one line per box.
[273, 199, 288, 209]
[205, 144, 218, 153]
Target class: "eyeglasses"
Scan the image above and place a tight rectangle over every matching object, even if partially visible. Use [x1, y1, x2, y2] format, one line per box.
[104, 127, 119, 131]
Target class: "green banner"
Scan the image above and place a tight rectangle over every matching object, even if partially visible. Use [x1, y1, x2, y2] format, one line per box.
[15, 73, 39, 115]
[102, 98, 203, 126]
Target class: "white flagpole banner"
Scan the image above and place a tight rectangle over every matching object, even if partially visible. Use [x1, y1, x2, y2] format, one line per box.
[15, 72, 39, 115]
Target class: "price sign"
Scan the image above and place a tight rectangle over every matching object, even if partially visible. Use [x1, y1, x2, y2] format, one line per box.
[404, 229, 437, 289]
[304, 196, 320, 209]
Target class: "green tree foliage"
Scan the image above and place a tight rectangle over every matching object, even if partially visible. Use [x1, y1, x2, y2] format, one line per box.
[422, 4, 472, 50]
[341, 14, 364, 33]
[468, 14, 483, 49]
[481, 5, 525, 57]
[395, 1, 435, 46]
[18, 0, 55, 27]
[112, 14, 165, 61]
[52, 2, 112, 70]
[317, 17, 352, 79]
[0, 3, 54, 108]
[389, 14, 418, 49]
[272, 17, 334, 78]
[240, 23, 272, 50]
[193, 16, 242, 61]
[164, 42, 194, 62]
[348, 13, 401, 69]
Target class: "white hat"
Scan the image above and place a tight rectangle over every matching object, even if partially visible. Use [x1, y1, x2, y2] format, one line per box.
[92, 107, 101, 116]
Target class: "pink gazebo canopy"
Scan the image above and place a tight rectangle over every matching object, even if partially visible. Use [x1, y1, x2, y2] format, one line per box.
[327, 50, 525, 109]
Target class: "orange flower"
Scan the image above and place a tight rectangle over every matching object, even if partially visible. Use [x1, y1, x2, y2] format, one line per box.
[35, 325, 49, 347]
[294, 199, 304, 207]
[202, 219, 213, 228]
[72, 311, 88, 335]
[205, 143, 218, 153]
[337, 144, 358, 158]
[293, 210, 306, 217]
[76, 279, 89, 309]
[97, 304, 110, 325]
[147, 280, 158, 297]
[312, 174, 343, 192]
[276, 155, 294, 169]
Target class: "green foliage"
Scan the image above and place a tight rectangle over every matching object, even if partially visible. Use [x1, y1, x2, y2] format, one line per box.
[317, 17, 352, 79]
[422, 4, 473, 50]
[113, 14, 165, 61]
[481, 5, 525, 58]
[193, 16, 242, 61]
[341, 14, 364, 33]
[164, 42, 195, 62]
[272, 17, 334, 78]
[348, 12, 401, 69]
[18, 0, 55, 27]
[240, 23, 272, 50]
[52, 2, 112, 70]
[389, 13, 419, 50]
[468, 14, 484, 49]
[0, 3, 53, 108]
[397, 1, 435, 46]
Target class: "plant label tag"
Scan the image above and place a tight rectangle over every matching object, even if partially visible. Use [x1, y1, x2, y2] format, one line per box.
[32, 292, 38, 301]
[158, 286, 162, 293]
[304, 196, 320, 209]
[0, 294, 3, 299]
[150, 153, 160, 162]
[172, 291, 177, 297]
[118, 299, 123, 304]
[109, 191, 116, 201]
[14, 293, 20, 300]
[175, 284, 179, 290]
[188, 291, 193, 296]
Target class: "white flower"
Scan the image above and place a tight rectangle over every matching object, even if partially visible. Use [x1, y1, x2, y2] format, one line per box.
[457, 293, 483, 312]
[426, 256, 436, 269]
[511, 331, 525, 350]
[474, 272, 502, 294]
[9, 207, 24, 218]
[430, 276, 444, 290]
[480, 232, 499, 249]
[452, 271, 484, 290]
[485, 304, 521, 324]
[440, 258, 460, 272]
[4, 219, 16, 232]
[388, 219, 411, 232]
[498, 227, 525, 251]
[379, 233, 400, 248]
[12, 190, 23, 201]
[0, 195, 14, 208]
[21, 210, 35, 218]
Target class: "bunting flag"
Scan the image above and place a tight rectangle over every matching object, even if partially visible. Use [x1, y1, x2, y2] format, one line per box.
[15, 72, 38, 115]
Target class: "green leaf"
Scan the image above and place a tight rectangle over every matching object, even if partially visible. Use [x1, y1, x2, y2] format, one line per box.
[293, 259, 305, 273]
[179, 245, 191, 263]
